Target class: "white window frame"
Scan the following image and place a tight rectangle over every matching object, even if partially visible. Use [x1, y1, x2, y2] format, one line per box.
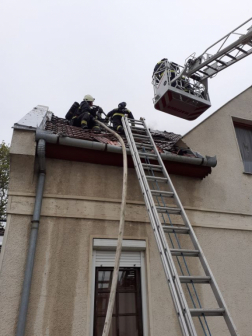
[90, 239, 148, 336]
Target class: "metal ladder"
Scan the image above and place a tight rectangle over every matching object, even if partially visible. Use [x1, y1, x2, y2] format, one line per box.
[186, 18, 252, 80]
[122, 117, 239, 336]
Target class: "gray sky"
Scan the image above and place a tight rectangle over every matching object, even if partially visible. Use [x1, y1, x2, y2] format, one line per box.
[1, 0, 251, 144]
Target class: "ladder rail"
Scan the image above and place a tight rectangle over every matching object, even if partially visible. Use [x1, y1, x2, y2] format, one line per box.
[122, 117, 197, 336]
[145, 156, 214, 336]
[122, 120, 192, 336]
[142, 119, 239, 336]
[124, 117, 239, 336]
[185, 18, 252, 80]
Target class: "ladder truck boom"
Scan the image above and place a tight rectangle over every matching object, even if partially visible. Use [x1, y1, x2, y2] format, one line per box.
[153, 18, 252, 121]
[186, 17, 252, 79]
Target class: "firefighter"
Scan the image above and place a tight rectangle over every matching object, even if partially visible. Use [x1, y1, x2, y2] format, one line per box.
[153, 59, 177, 86]
[65, 100, 90, 127]
[105, 102, 134, 133]
[153, 58, 167, 82]
[80, 94, 105, 133]
[65, 95, 104, 133]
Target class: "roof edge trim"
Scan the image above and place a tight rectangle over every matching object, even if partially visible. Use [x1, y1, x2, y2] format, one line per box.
[36, 129, 217, 168]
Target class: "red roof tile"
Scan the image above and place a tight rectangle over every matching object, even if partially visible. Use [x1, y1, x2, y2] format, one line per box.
[45, 114, 184, 154]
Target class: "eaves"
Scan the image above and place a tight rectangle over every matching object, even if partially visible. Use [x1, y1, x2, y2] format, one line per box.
[35, 129, 213, 179]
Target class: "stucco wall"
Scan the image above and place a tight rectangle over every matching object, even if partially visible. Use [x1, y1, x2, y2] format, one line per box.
[1, 106, 252, 336]
[181, 86, 252, 216]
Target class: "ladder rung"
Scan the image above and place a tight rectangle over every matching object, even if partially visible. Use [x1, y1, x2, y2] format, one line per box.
[206, 64, 218, 72]
[199, 69, 209, 76]
[133, 134, 150, 139]
[156, 206, 180, 214]
[131, 126, 146, 131]
[128, 118, 140, 122]
[179, 276, 211, 284]
[162, 225, 190, 234]
[132, 131, 146, 136]
[170, 249, 200, 257]
[236, 46, 247, 54]
[132, 130, 146, 135]
[217, 59, 227, 66]
[146, 176, 167, 182]
[139, 152, 157, 158]
[151, 190, 174, 198]
[225, 53, 236, 60]
[190, 308, 225, 317]
[135, 142, 153, 149]
[142, 163, 162, 170]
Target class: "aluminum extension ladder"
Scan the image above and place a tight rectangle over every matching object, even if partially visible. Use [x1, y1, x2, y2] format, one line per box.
[122, 117, 239, 336]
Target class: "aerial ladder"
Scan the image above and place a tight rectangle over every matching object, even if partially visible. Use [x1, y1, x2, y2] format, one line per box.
[152, 17, 252, 120]
[120, 18, 252, 336]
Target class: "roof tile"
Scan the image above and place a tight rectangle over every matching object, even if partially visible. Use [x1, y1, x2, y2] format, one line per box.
[45, 114, 184, 155]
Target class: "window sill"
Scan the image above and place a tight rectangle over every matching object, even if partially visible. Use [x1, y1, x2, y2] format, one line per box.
[243, 171, 252, 175]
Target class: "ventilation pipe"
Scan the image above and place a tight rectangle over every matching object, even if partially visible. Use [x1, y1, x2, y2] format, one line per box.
[16, 139, 46, 336]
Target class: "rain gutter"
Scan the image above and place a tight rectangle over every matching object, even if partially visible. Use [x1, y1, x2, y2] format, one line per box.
[16, 139, 46, 336]
[35, 129, 217, 167]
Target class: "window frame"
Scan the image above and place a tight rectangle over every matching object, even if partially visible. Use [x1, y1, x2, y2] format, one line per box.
[93, 267, 143, 336]
[90, 239, 148, 336]
[232, 117, 252, 174]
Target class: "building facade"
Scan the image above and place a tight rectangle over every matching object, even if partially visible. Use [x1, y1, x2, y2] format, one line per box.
[0, 87, 252, 336]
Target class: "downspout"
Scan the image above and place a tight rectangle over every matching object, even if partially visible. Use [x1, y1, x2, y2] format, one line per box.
[16, 139, 46, 336]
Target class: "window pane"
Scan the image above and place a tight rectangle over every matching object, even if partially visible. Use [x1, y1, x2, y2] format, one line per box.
[118, 270, 136, 291]
[97, 293, 116, 315]
[119, 316, 139, 336]
[235, 127, 252, 173]
[98, 270, 113, 291]
[96, 317, 116, 336]
[118, 293, 136, 314]
[94, 268, 143, 336]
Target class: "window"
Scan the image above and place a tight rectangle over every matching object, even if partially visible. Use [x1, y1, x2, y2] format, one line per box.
[90, 239, 148, 336]
[94, 267, 143, 336]
[234, 121, 252, 173]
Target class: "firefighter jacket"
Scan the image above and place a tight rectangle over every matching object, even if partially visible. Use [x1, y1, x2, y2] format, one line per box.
[89, 105, 105, 120]
[106, 108, 134, 120]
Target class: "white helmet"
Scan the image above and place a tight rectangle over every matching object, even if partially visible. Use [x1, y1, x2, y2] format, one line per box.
[84, 94, 95, 102]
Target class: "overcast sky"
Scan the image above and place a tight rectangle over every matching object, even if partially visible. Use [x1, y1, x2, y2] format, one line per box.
[0, 0, 251, 144]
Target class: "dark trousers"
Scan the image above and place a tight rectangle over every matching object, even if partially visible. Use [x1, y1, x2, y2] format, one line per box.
[71, 112, 100, 131]
[112, 116, 124, 132]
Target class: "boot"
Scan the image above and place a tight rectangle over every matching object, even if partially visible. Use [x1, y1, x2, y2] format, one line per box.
[92, 125, 101, 134]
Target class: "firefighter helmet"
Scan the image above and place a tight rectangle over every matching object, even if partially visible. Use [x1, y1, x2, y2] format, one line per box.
[84, 94, 95, 102]
[118, 102, 126, 109]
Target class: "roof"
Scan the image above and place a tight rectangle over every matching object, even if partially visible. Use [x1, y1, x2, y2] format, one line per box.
[14, 106, 216, 178]
[45, 114, 194, 156]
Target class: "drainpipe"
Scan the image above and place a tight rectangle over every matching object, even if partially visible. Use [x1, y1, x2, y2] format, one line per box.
[16, 139, 46, 336]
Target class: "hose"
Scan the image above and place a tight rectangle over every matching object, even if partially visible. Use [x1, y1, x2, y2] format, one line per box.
[95, 120, 128, 336]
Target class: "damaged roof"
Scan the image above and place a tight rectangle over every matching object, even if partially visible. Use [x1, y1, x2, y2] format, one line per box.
[14, 106, 216, 178]
[45, 114, 195, 157]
